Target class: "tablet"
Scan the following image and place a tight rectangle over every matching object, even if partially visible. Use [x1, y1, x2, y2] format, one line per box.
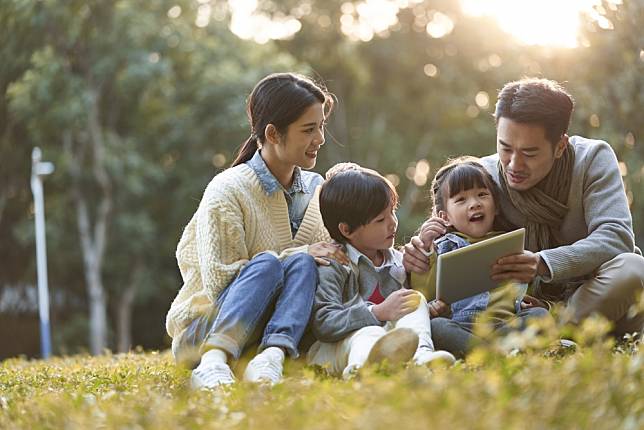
[436, 228, 525, 304]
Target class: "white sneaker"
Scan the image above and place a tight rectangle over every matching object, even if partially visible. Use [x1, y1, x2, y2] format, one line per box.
[413, 347, 456, 367]
[243, 347, 285, 385]
[191, 362, 235, 389]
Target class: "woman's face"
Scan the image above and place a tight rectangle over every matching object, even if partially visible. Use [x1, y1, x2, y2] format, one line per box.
[273, 102, 326, 170]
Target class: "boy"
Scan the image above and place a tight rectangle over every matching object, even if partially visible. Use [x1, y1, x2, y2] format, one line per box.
[307, 165, 454, 378]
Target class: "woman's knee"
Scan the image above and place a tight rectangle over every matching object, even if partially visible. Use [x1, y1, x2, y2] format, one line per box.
[283, 252, 316, 271]
[245, 252, 283, 286]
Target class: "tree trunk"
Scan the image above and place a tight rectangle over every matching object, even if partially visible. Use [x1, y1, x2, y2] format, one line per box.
[116, 262, 142, 353]
[63, 85, 113, 355]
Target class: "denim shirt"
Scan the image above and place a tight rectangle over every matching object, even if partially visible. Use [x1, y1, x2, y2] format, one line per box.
[246, 151, 324, 237]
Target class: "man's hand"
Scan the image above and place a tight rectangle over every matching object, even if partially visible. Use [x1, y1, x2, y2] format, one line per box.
[308, 242, 349, 266]
[402, 236, 431, 273]
[490, 250, 546, 283]
[372, 289, 420, 321]
[428, 299, 450, 318]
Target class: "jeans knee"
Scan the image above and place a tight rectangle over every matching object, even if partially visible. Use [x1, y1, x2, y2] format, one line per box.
[283, 252, 316, 271]
[248, 252, 283, 286]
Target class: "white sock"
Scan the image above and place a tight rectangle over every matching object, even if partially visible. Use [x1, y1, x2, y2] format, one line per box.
[260, 346, 285, 360]
[200, 348, 228, 367]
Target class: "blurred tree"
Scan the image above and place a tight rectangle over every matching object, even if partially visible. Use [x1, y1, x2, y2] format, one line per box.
[3, 0, 302, 354]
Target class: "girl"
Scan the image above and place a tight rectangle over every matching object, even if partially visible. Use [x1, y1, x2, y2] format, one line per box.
[411, 156, 550, 358]
[166, 73, 348, 388]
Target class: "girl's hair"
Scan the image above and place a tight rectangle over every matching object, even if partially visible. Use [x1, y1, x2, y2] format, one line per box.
[320, 166, 398, 244]
[231, 73, 335, 167]
[430, 156, 500, 214]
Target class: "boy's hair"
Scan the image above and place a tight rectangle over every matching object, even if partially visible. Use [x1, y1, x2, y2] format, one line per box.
[494, 78, 574, 146]
[431, 156, 500, 214]
[320, 165, 398, 244]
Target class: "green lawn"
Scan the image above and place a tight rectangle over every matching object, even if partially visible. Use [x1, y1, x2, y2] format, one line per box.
[1, 319, 642, 430]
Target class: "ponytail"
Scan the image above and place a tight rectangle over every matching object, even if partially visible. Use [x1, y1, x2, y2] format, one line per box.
[231, 135, 259, 167]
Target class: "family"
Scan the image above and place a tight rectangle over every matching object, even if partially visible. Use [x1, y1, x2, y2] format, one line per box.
[165, 73, 644, 389]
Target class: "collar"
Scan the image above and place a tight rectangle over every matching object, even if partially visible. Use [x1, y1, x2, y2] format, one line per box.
[246, 150, 307, 196]
[345, 244, 403, 269]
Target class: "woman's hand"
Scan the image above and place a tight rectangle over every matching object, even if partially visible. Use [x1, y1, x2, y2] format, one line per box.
[308, 242, 349, 266]
[428, 299, 450, 318]
[372, 289, 420, 321]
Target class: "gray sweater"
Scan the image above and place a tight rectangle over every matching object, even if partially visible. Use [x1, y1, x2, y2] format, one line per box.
[312, 245, 408, 343]
[481, 136, 638, 283]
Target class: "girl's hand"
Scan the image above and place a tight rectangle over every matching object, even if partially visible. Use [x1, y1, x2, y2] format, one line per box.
[520, 294, 548, 310]
[418, 216, 449, 249]
[372, 289, 420, 321]
[428, 299, 450, 317]
[308, 242, 349, 266]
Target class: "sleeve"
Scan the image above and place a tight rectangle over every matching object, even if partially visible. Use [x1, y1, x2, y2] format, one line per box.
[539, 142, 635, 282]
[193, 194, 250, 303]
[312, 261, 383, 343]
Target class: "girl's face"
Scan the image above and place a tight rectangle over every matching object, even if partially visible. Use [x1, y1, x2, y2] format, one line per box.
[440, 186, 496, 238]
[274, 102, 326, 170]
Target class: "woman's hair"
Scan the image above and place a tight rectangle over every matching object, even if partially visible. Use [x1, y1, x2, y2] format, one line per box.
[231, 73, 334, 167]
[320, 166, 398, 244]
[430, 156, 500, 214]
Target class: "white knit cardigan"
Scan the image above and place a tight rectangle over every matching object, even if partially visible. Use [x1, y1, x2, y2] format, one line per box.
[165, 163, 330, 349]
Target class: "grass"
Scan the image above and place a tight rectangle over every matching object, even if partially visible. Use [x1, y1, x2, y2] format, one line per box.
[0, 317, 642, 430]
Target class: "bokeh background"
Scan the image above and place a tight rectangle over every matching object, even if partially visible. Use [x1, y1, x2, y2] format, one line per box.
[1, 0, 641, 359]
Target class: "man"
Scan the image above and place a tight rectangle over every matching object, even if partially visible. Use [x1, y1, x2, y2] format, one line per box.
[404, 78, 644, 340]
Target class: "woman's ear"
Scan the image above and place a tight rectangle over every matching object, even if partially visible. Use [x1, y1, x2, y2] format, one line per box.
[264, 124, 281, 146]
[338, 222, 353, 241]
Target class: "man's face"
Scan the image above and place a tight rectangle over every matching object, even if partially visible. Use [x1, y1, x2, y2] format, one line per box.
[496, 118, 567, 191]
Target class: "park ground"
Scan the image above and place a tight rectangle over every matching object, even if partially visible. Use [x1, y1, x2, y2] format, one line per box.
[0, 316, 642, 430]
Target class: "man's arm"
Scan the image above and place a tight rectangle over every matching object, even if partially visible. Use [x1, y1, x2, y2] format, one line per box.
[540, 141, 635, 282]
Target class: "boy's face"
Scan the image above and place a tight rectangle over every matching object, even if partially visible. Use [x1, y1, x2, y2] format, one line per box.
[343, 202, 398, 258]
[440, 186, 496, 238]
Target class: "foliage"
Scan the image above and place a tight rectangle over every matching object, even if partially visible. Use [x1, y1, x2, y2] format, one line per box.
[0, 325, 642, 429]
[0, 0, 642, 356]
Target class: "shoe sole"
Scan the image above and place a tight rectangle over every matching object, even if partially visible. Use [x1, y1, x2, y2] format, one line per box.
[366, 328, 419, 366]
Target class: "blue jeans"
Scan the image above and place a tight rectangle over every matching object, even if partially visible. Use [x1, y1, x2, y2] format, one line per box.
[431, 306, 551, 359]
[177, 252, 317, 364]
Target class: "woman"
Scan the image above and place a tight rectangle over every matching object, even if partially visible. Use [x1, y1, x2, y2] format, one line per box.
[166, 73, 346, 388]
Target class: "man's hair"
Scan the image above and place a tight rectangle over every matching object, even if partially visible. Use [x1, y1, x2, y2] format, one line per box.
[494, 78, 574, 145]
[320, 166, 398, 244]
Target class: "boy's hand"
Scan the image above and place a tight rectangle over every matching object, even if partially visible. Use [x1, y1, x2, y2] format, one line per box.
[309, 242, 349, 266]
[372, 289, 419, 321]
[428, 299, 450, 317]
[418, 216, 449, 249]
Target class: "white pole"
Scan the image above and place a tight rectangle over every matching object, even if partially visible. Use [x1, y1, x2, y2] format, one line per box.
[30, 147, 54, 359]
